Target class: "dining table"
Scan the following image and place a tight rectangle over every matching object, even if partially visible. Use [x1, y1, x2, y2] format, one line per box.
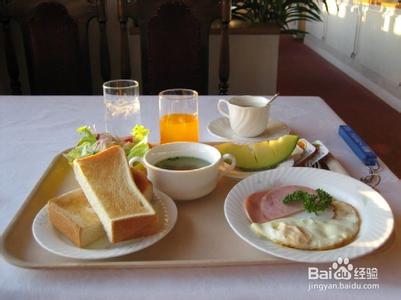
[0, 95, 400, 299]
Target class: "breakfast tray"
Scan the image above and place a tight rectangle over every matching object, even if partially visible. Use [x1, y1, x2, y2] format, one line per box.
[1, 150, 395, 269]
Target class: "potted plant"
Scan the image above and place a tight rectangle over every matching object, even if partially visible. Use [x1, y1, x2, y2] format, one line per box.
[232, 0, 328, 35]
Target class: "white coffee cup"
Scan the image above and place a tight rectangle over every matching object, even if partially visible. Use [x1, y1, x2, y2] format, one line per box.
[217, 96, 270, 137]
[129, 142, 236, 201]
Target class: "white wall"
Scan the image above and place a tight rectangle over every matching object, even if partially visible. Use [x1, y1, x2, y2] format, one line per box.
[305, 0, 401, 112]
[209, 34, 278, 95]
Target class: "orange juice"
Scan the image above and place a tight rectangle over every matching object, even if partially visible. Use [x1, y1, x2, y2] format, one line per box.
[160, 113, 199, 143]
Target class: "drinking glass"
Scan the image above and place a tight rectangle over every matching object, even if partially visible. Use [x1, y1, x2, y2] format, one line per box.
[159, 89, 199, 144]
[103, 80, 140, 137]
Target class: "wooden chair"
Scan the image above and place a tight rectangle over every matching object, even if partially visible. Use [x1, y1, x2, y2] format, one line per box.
[118, 0, 231, 95]
[0, 0, 110, 95]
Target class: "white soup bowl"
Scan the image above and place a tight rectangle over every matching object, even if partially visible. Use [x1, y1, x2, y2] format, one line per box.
[129, 142, 236, 201]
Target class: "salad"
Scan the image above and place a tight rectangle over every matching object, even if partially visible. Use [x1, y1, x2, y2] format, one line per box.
[64, 125, 150, 164]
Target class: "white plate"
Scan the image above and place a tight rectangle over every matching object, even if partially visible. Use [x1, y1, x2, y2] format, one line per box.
[32, 189, 177, 260]
[224, 167, 394, 263]
[208, 117, 290, 143]
[220, 159, 294, 180]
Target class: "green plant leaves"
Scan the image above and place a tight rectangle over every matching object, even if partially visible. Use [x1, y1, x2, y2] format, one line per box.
[232, 0, 327, 34]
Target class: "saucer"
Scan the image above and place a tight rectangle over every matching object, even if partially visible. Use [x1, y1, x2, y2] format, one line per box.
[207, 117, 290, 143]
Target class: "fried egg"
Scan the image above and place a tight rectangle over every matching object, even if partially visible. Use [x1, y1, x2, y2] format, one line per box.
[250, 200, 360, 250]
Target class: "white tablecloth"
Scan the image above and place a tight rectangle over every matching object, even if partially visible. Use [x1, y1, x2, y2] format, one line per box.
[0, 96, 400, 299]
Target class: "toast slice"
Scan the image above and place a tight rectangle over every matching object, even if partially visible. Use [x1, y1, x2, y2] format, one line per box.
[73, 145, 158, 243]
[48, 189, 105, 248]
[48, 169, 154, 247]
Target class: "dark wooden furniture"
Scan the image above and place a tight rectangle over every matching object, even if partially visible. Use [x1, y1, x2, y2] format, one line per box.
[118, 0, 231, 95]
[0, 0, 110, 95]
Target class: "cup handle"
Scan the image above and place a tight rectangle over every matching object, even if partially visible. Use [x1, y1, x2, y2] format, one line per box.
[220, 153, 237, 179]
[217, 99, 230, 119]
[128, 156, 145, 167]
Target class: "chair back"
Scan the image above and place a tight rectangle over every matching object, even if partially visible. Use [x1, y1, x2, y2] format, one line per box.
[1, 0, 110, 95]
[118, 0, 231, 95]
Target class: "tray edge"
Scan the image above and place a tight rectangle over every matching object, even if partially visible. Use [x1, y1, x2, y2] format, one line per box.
[1, 153, 63, 267]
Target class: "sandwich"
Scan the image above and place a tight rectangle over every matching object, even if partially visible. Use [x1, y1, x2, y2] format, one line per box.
[48, 168, 154, 247]
[73, 145, 158, 243]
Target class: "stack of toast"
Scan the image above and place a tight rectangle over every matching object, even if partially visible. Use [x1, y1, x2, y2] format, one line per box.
[48, 145, 159, 248]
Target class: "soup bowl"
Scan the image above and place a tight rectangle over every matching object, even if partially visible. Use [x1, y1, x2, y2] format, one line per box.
[129, 142, 236, 200]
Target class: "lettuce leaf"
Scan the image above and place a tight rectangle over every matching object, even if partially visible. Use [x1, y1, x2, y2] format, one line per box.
[76, 126, 97, 146]
[64, 124, 150, 164]
[64, 126, 98, 164]
[127, 125, 150, 161]
[132, 125, 150, 143]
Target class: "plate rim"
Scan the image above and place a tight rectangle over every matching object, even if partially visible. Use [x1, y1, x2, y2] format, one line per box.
[220, 159, 294, 180]
[224, 167, 395, 263]
[32, 189, 177, 260]
[207, 117, 290, 143]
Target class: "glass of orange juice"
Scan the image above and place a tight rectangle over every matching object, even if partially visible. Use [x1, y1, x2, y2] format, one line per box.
[159, 89, 199, 144]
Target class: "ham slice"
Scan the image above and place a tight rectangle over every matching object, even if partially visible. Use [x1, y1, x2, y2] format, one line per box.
[244, 185, 317, 223]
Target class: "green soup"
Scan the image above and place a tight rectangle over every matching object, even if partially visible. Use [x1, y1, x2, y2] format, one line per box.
[155, 156, 211, 170]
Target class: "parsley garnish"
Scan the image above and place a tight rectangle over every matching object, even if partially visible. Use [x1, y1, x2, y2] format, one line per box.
[283, 189, 333, 214]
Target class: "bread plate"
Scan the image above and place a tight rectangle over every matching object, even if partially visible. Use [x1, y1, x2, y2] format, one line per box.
[32, 189, 177, 260]
[224, 167, 394, 263]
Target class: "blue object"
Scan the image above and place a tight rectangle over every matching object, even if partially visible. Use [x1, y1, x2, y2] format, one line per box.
[338, 125, 378, 166]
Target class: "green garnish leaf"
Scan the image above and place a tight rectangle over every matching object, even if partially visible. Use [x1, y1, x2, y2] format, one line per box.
[127, 124, 150, 162]
[76, 126, 97, 146]
[132, 124, 150, 143]
[127, 143, 149, 160]
[64, 126, 98, 164]
[283, 188, 333, 214]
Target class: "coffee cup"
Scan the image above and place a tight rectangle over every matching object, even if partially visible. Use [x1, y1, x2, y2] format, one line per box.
[129, 142, 236, 201]
[217, 96, 270, 137]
